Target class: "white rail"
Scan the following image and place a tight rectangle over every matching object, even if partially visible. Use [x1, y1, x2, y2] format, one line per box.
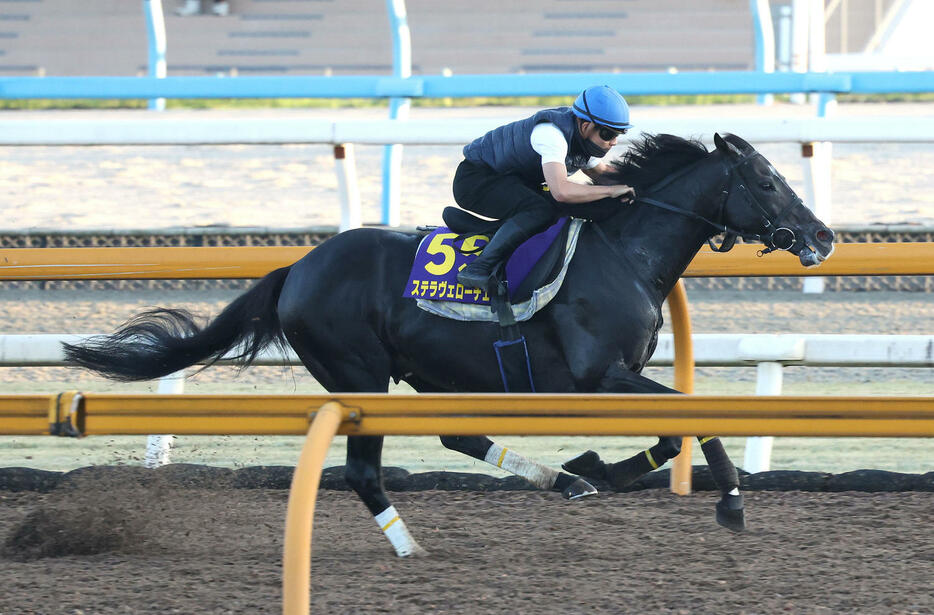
[3, 116, 934, 146]
[5, 113, 932, 298]
[4, 333, 930, 472]
[5, 333, 932, 368]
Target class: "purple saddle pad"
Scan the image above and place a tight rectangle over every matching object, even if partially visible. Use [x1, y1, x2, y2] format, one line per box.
[405, 217, 569, 306]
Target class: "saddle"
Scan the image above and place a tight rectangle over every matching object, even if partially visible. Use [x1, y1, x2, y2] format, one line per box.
[438, 206, 570, 304]
[408, 208, 585, 393]
[441, 206, 501, 235]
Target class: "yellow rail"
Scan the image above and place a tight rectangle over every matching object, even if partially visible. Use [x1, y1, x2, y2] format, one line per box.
[282, 401, 343, 615]
[4, 393, 931, 438]
[1, 242, 931, 280]
[686, 242, 934, 277]
[3, 241, 928, 615]
[0, 395, 58, 435]
[667, 281, 694, 494]
[0, 246, 310, 280]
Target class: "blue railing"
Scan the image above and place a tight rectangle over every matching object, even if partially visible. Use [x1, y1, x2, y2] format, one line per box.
[3, 68, 929, 227]
[1, 71, 932, 99]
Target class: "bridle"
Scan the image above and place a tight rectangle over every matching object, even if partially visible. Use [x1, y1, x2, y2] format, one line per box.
[634, 149, 803, 255]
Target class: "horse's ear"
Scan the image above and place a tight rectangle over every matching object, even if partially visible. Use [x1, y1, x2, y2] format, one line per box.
[724, 133, 753, 152]
[714, 133, 743, 159]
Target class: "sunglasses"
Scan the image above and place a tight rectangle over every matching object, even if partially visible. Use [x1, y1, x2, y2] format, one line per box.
[598, 126, 627, 141]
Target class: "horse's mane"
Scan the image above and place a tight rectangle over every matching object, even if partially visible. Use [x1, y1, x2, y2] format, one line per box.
[599, 133, 708, 190]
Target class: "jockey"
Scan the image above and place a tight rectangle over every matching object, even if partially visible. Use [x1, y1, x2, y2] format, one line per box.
[455, 85, 636, 293]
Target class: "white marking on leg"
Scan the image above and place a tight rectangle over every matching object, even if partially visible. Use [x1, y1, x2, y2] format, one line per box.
[483, 443, 558, 490]
[374, 505, 423, 557]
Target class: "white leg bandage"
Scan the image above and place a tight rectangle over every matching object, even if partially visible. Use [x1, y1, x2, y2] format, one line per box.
[374, 506, 423, 557]
[483, 443, 558, 490]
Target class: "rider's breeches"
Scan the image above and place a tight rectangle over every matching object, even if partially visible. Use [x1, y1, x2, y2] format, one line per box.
[453, 160, 556, 233]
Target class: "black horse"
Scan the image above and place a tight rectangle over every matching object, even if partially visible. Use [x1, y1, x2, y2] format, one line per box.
[65, 133, 834, 557]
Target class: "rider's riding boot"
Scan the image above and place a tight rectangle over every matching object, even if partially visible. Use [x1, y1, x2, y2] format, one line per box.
[456, 218, 537, 292]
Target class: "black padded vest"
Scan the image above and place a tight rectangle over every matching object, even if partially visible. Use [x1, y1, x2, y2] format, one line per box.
[462, 108, 591, 186]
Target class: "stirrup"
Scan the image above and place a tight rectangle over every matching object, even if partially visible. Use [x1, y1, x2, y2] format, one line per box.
[456, 260, 502, 295]
[487, 275, 517, 329]
[456, 268, 494, 292]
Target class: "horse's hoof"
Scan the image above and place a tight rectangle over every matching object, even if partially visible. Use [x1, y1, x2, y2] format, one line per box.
[715, 493, 746, 533]
[562, 478, 598, 500]
[399, 543, 429, 558]
[562, 450, 606, 481]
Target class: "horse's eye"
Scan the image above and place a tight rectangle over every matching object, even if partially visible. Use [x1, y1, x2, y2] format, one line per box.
[760, 181, 775, 191]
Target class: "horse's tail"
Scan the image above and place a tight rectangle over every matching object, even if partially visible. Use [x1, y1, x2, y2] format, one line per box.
[62, 266, 292, 382]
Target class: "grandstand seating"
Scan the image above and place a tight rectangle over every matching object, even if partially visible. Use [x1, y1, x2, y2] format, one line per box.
[0, 0, 756, 77]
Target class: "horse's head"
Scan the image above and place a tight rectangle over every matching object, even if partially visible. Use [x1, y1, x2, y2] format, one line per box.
[714, 133, 835, 267]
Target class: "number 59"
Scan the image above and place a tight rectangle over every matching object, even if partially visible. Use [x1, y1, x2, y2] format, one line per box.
[424, 233, 488, 275]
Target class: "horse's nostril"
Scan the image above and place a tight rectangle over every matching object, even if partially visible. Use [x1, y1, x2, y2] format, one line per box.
[816, 229, 832, 242]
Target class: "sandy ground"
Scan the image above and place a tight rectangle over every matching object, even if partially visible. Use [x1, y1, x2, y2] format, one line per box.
[2, 102, 933, 231]
[1, 486, 933, 614]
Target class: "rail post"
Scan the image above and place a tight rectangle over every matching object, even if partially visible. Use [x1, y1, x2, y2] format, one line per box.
[750, 0, 776, 106]
[334, 144, 362, 232]
[743, 361, 782, 472]
[144, 369, 185, 468]
[142, 0, 166, 112]
[666, 280, 695, 495]
[282, 401, 345, 615]
[738, 335, 805, 472]
[802, 90, 836, 293]
[380, 0, 412, 227]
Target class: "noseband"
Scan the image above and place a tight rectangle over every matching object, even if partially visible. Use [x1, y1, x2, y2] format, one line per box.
[634, 150, 802, 255]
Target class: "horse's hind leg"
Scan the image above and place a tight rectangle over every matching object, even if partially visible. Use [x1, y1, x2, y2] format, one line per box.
[346, 435, 426, 557]
[403, 380, 595, 499]
[279, 319, 426, 555]
[438, 435, 597, 500]
[561, 364, 745, 530]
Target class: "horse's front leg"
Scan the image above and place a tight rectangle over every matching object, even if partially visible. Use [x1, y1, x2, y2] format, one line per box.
[439, 435, 597, 500]
[561, 363, 745, 531]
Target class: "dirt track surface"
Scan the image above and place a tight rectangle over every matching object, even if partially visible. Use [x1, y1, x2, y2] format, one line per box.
[2, 486, 933, 615]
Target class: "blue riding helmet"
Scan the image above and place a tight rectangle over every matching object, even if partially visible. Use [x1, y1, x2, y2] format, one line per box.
[571, 85, 632, 131]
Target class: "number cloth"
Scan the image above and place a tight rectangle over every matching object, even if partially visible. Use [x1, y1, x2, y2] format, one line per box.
[406, 218, 584, 322]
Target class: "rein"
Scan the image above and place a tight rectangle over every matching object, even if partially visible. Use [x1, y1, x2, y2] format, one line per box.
[634, 195, 750, 251]
[631, 150, 801, 254]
